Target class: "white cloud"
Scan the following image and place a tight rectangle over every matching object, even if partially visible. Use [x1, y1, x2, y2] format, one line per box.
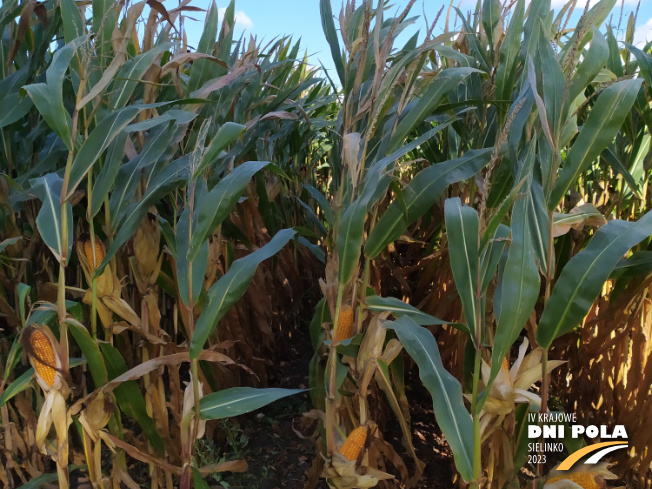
[634, 17, 652, 47]
[218, 8, 254, 30]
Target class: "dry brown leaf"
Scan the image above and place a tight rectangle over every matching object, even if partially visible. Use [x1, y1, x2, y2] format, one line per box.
[101, 432, 247, 475]
[161, 53, 227, 76]
[260, 111, 299, 121]
[192, 64, 255, 99]
[103, 350, 241, 391]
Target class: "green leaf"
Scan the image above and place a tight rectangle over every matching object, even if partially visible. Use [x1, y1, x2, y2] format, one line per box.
[569, 28, 608, 102]
[626, 42, 652, 95]
[495, 0, 525, 102]
[188, 161, 269, 262]
[0, 369, 33, 408]
[93, 0, 117, 66]
[90, 131, 127, 218]
[365, 295, 452, 327]
[537, 212, 652, 348]
[336, 199, 366, 285]
[365, 149, 492, 259]
[537, 23, 565, 139]
[304, 184, 334, 226]
[0, 67, 32, 128]
[526, 178, 550, 272]
[197, 122, 247, 175]
[319, 0, 345, 85]
[200, 387, 305, 419]
[480, 224, 510, 294]
[0, 237, 21, 253]
[388, 68, 480, 153]
[31, 173, 73, 264]
[67, 106, 146, 198]
[99, 156, 191, 275]
[175, 206, 209, 307]
[187, 1, 220, 96]
[191, 467, 210, 489]
[384, 316, 474, 483]
[17, 283, 30, 326]
[16, 471, 59, 488]
[612, 251, 652, 279]
[108, 122, 179, 228]
[22, 37, 86, 150]
[67, 320, 108, 387]
[601, 147, 640, 197]
[111, 42, 175, 109]
[482, 0, 502, 47]
[550, 79, 643, 209]
[444, 197, 480, 344]
[60, 0, 86, 42]
[489, 191, 540, 392]
[190, 229, 296, 358]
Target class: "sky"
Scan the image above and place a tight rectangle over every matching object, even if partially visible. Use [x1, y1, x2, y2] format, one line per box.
[180, 0, 652, 78]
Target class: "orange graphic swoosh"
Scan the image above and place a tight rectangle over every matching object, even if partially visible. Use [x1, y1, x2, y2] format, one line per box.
[557, 441, 628, 470]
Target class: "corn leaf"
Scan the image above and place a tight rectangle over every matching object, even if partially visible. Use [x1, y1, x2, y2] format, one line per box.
[100, 156, 192, 275]
[176, 206, 209, 307]
[0, 67, 32, 128]
[186, 1, 220, 96]
[537, 211, 652, 348]
[365, 148, 492, 259]
[480, 224, 510, 294]
[200, 387, 305, 420]
[365, 295, 453, 327]
[67, 319, 109, 387]
[67, 106, 149, 198]
[0, 369, 33, 408]
[196, 122, 247, 175]
[22, 37, 85, 150]
[60, 0, 85, 42]
[319, 0, 345, 85]
[388, 68, 480, 153]
[550, 78, 643, 210]
[31, 173, 73, 264]
[188, 161, 270, 261]
[384, 316, 474, 483]
[489, 190, 540, 394]
[108, 123, 179, 228]
[495, 0, 524, 102]
[190, 229, 296, 358]
[569, 28, 608, 102]
[111, 42, 175, 109]
[444, 197, 480, 346]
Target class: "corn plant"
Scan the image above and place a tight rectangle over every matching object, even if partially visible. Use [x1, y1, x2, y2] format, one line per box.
[0, 1, 324, 487]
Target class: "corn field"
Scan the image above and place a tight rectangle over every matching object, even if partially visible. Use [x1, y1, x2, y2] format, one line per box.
[0, 0, 651, 488]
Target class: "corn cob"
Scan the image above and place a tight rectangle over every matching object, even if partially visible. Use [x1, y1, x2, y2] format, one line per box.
[502, 358, 509, 373]
[339, 426, 367, 461]
[83, 236, 105, 271]
[27, 328, 57, 387]
[547, 472, 601, 488]
[333, 305, 354, 343]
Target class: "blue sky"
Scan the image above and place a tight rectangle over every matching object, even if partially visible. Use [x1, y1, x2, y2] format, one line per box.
[182, 0, 652, 78]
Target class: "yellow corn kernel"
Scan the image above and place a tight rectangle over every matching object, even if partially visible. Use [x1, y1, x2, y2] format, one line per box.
[339, 426, 367, 461]
[28, 328, 57, 387]
[547, 472, 601, 489]
[502, 358, 509, 373]
[333, 305, 354, 343]
[83, 236, 105, 271]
